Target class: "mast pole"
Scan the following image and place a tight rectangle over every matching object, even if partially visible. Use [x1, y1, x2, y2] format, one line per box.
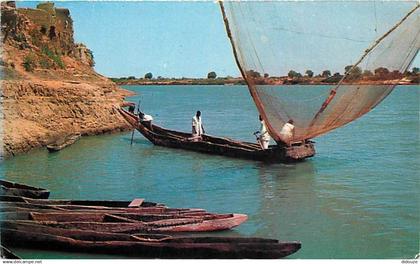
[219, 1, 283, 143]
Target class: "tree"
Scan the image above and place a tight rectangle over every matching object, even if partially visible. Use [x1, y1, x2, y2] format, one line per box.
[207, 71, 217, 79]
[288, 70, 301, 78]
[362, 70, 373, 77]
[346, 66, 362, 80]
[127, 76, 136, 80]
[412, 67, 420, 74]
[374, 67, 389, 77]
[321, 70, 331, 78]
[144, 72, 153, 79]
[264, 73, 269, 78]
[344, 65, 353, 74]
[390, 70, 403, 79]
[305, 70, 314, 78]
[246, 70, 261, 78]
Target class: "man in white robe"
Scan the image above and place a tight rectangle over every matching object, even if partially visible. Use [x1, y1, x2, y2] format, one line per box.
[139, 112, 153, 130]
[192, 111, 205, 140]
[279, 119, 295, 146]
[257, 115, 271, 150]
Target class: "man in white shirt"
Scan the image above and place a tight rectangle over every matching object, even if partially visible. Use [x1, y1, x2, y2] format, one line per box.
[192, 111, 205, 140]
[257, 115, 271, 150]
[139, 111, 153, 130]
[279, 119, 295, 146]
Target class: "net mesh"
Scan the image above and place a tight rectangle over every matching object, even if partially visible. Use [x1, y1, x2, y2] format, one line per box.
[221, 0, 420, 143]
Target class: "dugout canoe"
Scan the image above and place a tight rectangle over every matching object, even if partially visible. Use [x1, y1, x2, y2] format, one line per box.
[0, 203, 207, 217]
[0, 245, 20, 259]
[0, 195, 164, 208]
[7, 211, 247, 232]
[46, 133, 81, 152]
[1, 221, 301, 258]
[0, 180, 50, 199]
[118, 108, 315, 163]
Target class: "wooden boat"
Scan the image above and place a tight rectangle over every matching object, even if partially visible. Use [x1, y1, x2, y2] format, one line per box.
[1, 221, 301, 258]
[0, 203, 209, 218]
[0, 195, 164, 208]
[46, 133, 81, 152]
[0, 180, 50, 199]
[4, 211, 248, 233]
[1, 245, 20, 259]
[118, 108, 315, 163]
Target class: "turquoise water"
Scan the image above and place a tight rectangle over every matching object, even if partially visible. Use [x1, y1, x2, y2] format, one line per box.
[1, 85, 419, 259]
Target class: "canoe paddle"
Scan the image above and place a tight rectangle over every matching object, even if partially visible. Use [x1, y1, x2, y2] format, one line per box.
[130, 100, 141, 146]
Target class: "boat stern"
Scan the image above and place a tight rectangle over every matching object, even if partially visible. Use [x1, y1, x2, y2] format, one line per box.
[284, 141, 316, 161]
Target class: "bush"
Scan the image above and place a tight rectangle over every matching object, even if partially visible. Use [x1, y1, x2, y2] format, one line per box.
[23, 54, 36, 72]
[39, 57, 53, 69]
[29, 29, 42, 47]
[41, 46, 65, 69]
[86, 49, 95, 67]
[14, 33, 26, 43]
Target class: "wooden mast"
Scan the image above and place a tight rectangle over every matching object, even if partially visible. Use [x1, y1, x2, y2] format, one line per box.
[218, 1, 283, 144]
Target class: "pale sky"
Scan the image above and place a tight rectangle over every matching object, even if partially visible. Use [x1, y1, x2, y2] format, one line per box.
[18, 1, 419, 78]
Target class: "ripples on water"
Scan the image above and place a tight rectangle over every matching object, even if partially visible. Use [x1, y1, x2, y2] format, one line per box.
[1, 85, 418, 258]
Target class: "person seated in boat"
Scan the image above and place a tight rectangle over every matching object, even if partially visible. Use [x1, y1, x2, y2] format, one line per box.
[191, 110, 205, 141]
[138, 111, 153, 131]
[128, 105, 135, 114]
[256, 115, 271, 150]
[279, 119, 295, 146]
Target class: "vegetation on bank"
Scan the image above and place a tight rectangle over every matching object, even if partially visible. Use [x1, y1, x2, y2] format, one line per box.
[110, 67, 419, 86]
[247, 66, 419, 85]
[110, 76, 246, 86]
[110, 71, 246, 85]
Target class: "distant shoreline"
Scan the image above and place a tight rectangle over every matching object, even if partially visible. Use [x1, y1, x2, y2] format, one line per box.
[110, 76, 419, 86]
[110, 77, 246, 86]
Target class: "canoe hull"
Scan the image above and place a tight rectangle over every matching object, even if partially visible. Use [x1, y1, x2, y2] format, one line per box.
[0, 181, 50, 199]
[47, 133, 81, 152]
[118, 108, 315, 163]
[1, 225, 301, 259]
[1, 245, 20, 259]
[4, 213, 248, 233]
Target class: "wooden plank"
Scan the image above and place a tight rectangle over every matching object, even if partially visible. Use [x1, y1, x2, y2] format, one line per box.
[128, 198, 144, 208]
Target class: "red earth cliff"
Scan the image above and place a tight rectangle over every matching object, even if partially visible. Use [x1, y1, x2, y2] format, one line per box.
[1, 2, 133, 158]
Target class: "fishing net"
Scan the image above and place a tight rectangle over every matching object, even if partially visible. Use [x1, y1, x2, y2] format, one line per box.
[220, 0, 420, 143]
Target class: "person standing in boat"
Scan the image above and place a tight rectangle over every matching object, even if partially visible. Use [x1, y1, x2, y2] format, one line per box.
[279, 119, 295, 146]
[192, 110, 205, 141]
[257, 115, 271, 150]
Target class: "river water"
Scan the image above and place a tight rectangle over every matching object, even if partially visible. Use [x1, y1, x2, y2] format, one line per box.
[1, 85, 418, 259]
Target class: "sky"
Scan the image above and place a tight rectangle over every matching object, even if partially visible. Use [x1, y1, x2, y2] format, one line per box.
[17, 1, 419, 79]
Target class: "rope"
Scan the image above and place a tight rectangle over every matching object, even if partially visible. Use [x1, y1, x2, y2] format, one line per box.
[309, 3, 420, 127]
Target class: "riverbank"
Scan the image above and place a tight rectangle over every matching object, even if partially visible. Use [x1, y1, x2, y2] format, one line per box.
[1, 2, 132, 158]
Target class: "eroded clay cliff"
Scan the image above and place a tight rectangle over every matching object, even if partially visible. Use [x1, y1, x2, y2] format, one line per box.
[1, 2, 133, 157]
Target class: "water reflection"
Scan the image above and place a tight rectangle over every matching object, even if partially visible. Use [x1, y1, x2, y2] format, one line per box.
[253, 161, 317, 239]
